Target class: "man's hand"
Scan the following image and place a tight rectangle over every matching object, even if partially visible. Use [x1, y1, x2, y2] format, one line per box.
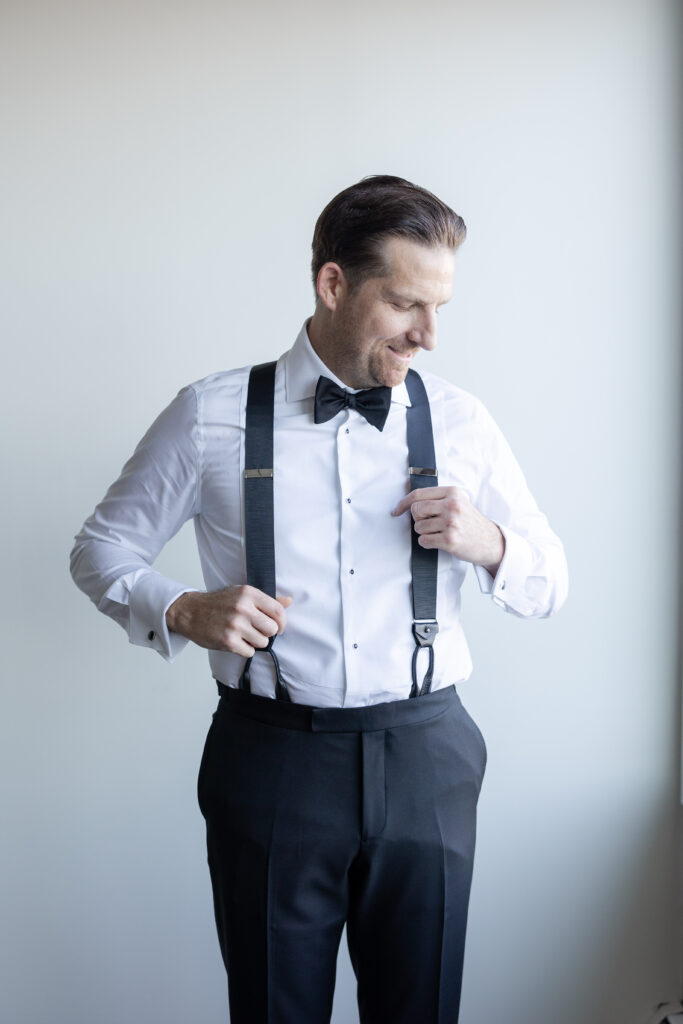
[392, 486, 505, 577]
[165, 586, 293, 657]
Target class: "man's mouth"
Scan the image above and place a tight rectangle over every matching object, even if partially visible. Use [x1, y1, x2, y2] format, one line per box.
[388, 346, 416, 363]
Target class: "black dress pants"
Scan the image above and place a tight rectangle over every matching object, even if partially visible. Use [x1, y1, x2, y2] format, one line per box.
[198, 682, 486, 1024]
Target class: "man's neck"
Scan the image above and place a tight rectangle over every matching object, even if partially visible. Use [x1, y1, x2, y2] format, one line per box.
[306, 310, 328, 368]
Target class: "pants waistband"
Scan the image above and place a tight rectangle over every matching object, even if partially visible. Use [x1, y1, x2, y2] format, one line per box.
[215, 681, 457, 733]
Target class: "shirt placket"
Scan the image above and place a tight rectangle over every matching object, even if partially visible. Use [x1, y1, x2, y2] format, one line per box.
[336, 411, 360, 705]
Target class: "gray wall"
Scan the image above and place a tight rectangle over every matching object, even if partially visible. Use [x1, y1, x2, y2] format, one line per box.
[2, 1, 680, 1022]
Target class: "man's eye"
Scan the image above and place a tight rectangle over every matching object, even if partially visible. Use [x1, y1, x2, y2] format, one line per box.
[392, 303, 411, 311]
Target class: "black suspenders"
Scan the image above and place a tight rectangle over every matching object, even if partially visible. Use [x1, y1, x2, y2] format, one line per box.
[239, 362, 440, 701]
[238, 362, 291, 702]
[404, 370, 440, 697]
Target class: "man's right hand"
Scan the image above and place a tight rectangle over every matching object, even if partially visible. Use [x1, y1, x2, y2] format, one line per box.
[165, 586, 293, 657]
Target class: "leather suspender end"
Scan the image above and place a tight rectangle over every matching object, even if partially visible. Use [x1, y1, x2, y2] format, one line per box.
[412, 619, 439, 647]
[244, 468, 274, 478]
[409, 466, 437, 477]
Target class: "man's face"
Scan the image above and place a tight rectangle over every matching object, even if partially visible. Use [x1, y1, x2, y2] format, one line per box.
[325, 236, 455, 389]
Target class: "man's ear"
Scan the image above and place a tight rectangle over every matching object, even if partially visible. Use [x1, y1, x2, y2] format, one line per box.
[316, 262, 347, 312]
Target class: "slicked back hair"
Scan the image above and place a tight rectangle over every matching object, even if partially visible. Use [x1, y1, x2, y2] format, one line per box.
[311, 175, 466, 299]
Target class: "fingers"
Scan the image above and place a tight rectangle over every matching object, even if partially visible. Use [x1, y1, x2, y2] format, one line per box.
[246, 608, 281, 646]
[408, 499, 445, 521]
[239, 586, 293, 640]
[391, 486, 466, 518]
[173, 586, 294, 656]
[208, 585, 293, 657]
[217, 606, 269, 656]
[390, 487, 477, 560]
[392, 487, 437, 517]
[248, 588, 292, 634]
[229, 635, 258, 658]
[412, 514, 443, 534]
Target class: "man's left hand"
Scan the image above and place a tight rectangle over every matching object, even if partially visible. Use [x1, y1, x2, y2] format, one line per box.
[392, 486, 505, 577]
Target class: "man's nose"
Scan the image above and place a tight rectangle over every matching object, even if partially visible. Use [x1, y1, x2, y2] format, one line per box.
[407, 310, 438, 351]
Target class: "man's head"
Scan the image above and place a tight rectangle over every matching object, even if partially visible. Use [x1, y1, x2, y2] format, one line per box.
[308, 175, 466, 389]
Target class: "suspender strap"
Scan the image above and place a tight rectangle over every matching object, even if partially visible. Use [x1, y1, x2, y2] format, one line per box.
[405, 369, 440, 697]
[244, 362, 277, 596]
[239, 361, 291, 702]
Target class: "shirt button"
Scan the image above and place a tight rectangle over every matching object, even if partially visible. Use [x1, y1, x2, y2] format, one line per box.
[349, 568, 355, 575]
[346, 498, 351, 504]
[353, 643, 358, 649]
[500, 581, 506, 590]
[345, 428, 350, 434]
[147, 630, 155, 641]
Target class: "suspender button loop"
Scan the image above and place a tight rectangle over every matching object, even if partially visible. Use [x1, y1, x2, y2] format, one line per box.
[412, 619, 439, 647]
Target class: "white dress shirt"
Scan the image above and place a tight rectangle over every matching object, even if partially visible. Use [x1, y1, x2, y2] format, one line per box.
[70, 320, 568, 707]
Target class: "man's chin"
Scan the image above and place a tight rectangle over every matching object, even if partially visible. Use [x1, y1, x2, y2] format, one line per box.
[368, 353, 413, 388]
[378, 370, 408, 389]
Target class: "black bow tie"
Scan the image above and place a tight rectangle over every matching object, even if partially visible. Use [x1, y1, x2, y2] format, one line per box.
[314, 376, 392, 432]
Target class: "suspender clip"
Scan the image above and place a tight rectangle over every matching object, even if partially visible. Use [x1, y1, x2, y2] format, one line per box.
[412, 619, 439, 647]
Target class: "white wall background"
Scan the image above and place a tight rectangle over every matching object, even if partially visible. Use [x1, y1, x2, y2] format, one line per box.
[1, 1, 680, 1022]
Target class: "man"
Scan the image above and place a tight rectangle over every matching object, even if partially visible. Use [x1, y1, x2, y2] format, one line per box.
[71, 174, 568, 1024]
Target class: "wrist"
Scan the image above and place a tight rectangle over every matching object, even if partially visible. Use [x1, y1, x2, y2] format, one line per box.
[481, 524, 505, 578]
[166, 591, 200, 634]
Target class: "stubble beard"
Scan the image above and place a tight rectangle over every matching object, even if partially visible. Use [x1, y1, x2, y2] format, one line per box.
[333, 319, 407, 391]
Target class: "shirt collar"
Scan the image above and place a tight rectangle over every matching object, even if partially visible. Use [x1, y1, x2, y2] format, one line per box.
[284, 319, 411, 407]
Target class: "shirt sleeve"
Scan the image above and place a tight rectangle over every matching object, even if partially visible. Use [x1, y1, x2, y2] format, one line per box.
[69, 384, 201, 661]
[469, 400, 569, 618]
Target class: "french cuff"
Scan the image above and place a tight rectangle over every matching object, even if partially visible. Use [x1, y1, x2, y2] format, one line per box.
[473, 523, 528, 611]
[129, 573, 198, 662]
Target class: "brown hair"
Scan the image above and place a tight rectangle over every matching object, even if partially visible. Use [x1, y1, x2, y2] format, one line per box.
[311, 174, 466, 297]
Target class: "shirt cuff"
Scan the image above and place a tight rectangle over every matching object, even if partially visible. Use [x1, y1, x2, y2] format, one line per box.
[129, 573, 198, 662]
[473, 524, 526, 611]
